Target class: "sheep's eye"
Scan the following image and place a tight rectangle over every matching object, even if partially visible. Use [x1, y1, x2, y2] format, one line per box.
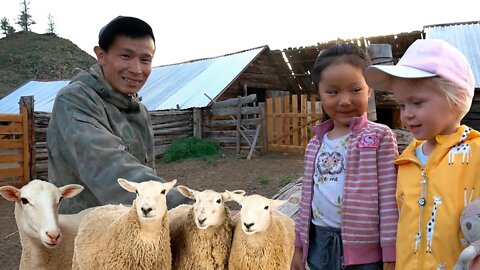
[21, 198, 29, 205]
[264, 206, 269, 210]
[216, 199, 221, 204]
[135, 190, 139, 196]
[161, 189, 166, 195]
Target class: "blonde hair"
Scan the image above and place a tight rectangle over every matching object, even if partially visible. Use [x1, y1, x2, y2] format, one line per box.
[393, 76, 472, 120]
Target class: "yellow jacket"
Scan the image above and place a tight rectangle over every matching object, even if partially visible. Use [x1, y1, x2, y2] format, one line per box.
[395, 125, 480, 270]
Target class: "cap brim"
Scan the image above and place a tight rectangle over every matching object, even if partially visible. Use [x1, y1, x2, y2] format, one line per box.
[365, 65, 436, 91]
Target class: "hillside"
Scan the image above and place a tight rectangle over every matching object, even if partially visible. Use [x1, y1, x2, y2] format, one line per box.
[0, 31, 96, 99]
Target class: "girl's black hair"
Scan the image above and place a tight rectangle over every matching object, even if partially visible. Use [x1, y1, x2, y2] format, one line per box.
[311, 43, 371, 89]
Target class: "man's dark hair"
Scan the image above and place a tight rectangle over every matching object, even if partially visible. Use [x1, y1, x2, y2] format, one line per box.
[98, 16, 155, 51]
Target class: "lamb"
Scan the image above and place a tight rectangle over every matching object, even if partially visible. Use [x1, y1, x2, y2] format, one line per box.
[227, 192, 295, 270]
[72, 178, 176, 270]
[168, 185, 245, 270]
[0, 179, 86, 270]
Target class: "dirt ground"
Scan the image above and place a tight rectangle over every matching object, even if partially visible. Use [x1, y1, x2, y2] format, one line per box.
[0, 149, 304, 269]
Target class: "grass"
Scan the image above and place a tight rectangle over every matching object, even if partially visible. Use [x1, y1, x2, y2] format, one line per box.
[257, 175, 270, 185]
[162, 137, 220, 163]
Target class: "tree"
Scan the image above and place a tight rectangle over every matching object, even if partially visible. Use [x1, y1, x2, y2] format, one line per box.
[17, 0, 36, 32]
[8, 26, 16, 35]
[46, 13, 56, 34]
[1, 17, 11, 36]
[1, 17, 16, 37]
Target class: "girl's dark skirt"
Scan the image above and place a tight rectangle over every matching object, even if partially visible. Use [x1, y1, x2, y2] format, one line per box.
[307, 224, 383, 270]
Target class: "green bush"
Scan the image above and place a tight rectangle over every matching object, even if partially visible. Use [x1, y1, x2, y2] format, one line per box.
[162, 137, 220, 163]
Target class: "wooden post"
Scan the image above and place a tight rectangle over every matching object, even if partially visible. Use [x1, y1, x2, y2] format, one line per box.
[20, 96, 36, 183]
[247, 124, 261, 160]
[236, 96, 241, 154]
[193, 108, 203, 138]
[259, 102, 268, 152]
[366, 44, 394, 122]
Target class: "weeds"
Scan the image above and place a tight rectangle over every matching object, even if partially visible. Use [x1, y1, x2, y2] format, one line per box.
[257, 175, 270, 185]
[162, 137, 220, 163]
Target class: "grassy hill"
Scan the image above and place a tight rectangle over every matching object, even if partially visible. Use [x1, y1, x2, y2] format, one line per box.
[0, 31, 96, 99]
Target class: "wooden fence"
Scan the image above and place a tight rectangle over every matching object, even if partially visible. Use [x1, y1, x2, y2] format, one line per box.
[0, 96, 36, 187]
[265, 94, 322, 152]
[1, 94, 329, 184]
[203, 94, 264, 159]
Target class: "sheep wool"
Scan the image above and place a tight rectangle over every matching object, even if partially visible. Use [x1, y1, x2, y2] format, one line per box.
[169, 204, 233, 270]
[72, 204, 172, 270]
[228, 211, 295, 270]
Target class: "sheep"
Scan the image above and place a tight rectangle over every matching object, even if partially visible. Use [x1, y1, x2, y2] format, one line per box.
[227, 192, 295, 270]
[0, 179, 86, 270]
[168, 185, 245, 270]
[72, 178, 177, 270]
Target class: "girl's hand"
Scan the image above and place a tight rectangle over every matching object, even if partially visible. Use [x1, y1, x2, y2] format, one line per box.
[290, 247, 305, 270]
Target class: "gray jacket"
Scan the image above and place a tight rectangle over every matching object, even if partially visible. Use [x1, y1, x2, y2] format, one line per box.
[47, 64, 189, 214]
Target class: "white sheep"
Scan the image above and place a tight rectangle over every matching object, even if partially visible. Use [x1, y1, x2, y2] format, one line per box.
[72, 178, 176, 270]
[0, 179, 86, 270]
[168, 185, 245, 270]
[227, 192, 295, 270]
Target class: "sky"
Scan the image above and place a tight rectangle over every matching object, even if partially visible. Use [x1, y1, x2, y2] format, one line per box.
[2, 0, 479, 67]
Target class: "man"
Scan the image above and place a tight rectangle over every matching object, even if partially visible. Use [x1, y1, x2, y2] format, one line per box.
[47, 16, 189, 213]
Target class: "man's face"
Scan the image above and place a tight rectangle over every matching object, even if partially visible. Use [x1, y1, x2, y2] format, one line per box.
[95, 35, 155, 95]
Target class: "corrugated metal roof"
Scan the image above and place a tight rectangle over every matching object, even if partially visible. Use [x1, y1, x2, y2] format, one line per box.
[0, 46, 266, 113]
[0, 80, 69, 113]
[424, 21, 480, 88]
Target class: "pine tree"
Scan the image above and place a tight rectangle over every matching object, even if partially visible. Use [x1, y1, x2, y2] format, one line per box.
[46, 13, 56, 34]
[1, 17, 11, 36]
[16, 0, 36, 32]
[1, 17, 16, 37]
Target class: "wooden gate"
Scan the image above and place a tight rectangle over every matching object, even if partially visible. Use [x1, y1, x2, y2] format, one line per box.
[265, 94, 322, 152]
[0, 96, 36, 187]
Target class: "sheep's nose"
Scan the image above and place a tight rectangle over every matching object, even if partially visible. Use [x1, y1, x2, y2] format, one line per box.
[46, 231, 60, 244]
[466, 222, 472, 231]
[141, 206, 153, 215]
[244, 222, 254, 230]
[198, 218, 206, 225]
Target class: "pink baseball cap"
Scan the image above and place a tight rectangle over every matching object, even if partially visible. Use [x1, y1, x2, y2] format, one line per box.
[365, 39, 475, 98]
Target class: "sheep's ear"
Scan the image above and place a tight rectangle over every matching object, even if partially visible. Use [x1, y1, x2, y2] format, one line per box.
[0, 186, 21, 202]
[117, 178, 137, 192]
[59, 184, 84, 198]
[222, 190, 246, 202]
[177, 185, 195, 199]
[225, 190, 244, 203]
[164, 179, 177, 193]
[270, 199, 287, 209]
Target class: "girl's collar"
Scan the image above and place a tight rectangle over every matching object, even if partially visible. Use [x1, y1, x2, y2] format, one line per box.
[313, 113, 368, 136]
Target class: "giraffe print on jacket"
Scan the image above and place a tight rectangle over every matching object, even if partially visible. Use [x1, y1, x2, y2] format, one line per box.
[448, 128, 472, 165]
[426, 195, 442, 253]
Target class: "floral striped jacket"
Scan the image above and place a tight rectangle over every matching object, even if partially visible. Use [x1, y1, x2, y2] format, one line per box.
[294, 113, 398, 266]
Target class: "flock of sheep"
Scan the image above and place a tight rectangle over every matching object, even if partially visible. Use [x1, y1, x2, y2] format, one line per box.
[0, 178, 295, 269]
